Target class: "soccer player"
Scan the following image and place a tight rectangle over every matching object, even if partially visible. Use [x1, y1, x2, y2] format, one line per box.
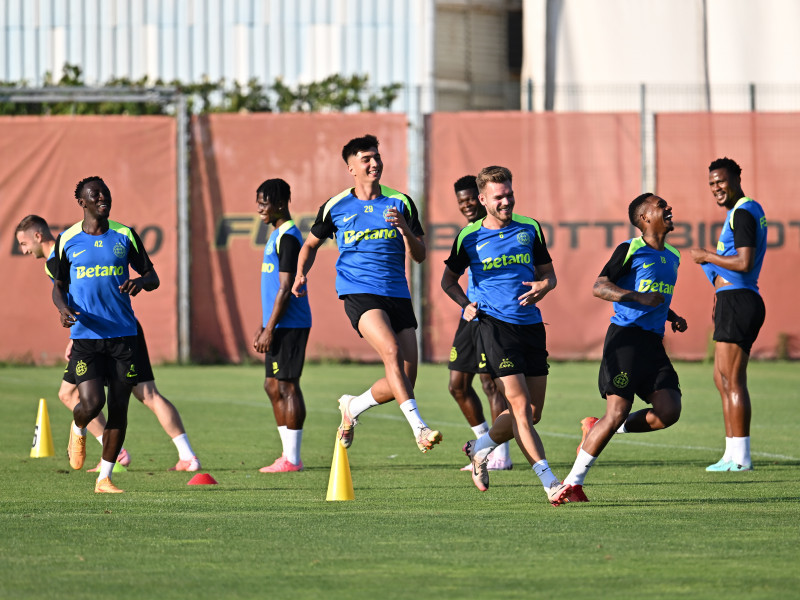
[441, 165, 570, 506]
[16, 214, 201, 474]
[690, 158, 766, 472]
[446, 175, 511, 471]
[253, 179, 312, 472]
[562, 193, 687, 503]
[291, 134, 442, 453]
[51, 176, 160, 493]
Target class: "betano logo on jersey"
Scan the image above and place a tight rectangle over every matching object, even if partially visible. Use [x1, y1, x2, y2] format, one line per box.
[343, 228, 397, 244]
[481, 252, 532, 270]
[75, 265, 124, 279]
[637, 279, 675, 294]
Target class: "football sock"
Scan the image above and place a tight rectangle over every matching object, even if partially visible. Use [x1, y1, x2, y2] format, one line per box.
[399, 399, 427, 432]
[722, 436, 733, 462]
[492, 441, 511, 461]
[473, 431, 499, 463]
[72, 422, 87, 437]
[284, 429, 303, 466]
[276, 425, 289, 455]
[171, 433, 196, 461]
[532, 460, 559, 489]
[730, 436, 751, 466]
[471, 422, 490, 437]
[349, 388, 379, 419]
[564, 449, 598, 486]
[97, 459, 115, 480]
[616, 422, 628, 434]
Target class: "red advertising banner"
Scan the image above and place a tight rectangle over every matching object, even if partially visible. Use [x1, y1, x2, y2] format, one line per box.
[0, 116, 178, 364]
[188, 113, 408, 362]
[424, 112, 643, 362]
[656, 113, 800, 358]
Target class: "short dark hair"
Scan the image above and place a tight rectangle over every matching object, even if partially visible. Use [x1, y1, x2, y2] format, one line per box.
[342, 134, 379, 163]
[629, 193, 654, 228]
[476, 166, 512, 192]
[709, 157, 742, 178]
[256, 178, 291, 207]
[454, 175, 478, 194]
[15, 214, 53, 238]
[74, 176, 107, 200]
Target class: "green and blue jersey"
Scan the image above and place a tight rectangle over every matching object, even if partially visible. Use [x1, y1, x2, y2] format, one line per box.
[702, 198, 766, 294]
[445, 214, 552, 325]
[53, 220, 152, 339]
[600, 237, 680, 336]
[261, 221, 311, 329]
[310, 185, 424, 299]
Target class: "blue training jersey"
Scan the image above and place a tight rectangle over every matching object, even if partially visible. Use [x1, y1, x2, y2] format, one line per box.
[310, 185, 424, 299]
[600, 237, 680, 336]
[712, 197, 767, 294]
[261, 220, 312, 329]
[53, 220, 153, 339]
[445, 214, 552, 325]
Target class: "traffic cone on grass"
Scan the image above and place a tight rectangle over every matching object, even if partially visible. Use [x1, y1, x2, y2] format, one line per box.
[30, 398, 55, 458]
[326, 438, 354, 501]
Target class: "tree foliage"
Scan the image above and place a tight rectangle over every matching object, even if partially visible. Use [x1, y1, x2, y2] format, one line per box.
[0, 64, 402, 115]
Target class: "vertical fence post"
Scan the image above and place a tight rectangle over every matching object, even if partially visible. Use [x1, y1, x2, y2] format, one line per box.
[175, 92, 191, 364]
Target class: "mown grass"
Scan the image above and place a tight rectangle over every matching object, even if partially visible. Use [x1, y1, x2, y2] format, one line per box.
[1, 361, 798, 599]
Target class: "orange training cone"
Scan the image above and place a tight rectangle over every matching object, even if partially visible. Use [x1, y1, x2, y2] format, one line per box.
[187, 473, 218, 485]
[30, 398, 55, 458]
[326, 438, 355, 501]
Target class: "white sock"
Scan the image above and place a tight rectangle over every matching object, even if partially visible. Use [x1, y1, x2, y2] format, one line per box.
[399, 399, 427, 432]
[491, 441, 511, 461]
[73, 422, 87, 437]
[471, 422, 490, 437]
[722, 437, 733, 462]
[730, 436, 751, 466]
[171, 433, 195, 461]
[564, 449, 598, 486]
[349, 388, 379, 419]
[276, 425, 289, 455]
[284, 429, 303, 466]
[473, 431, 499, 463]
[616, 422, 628, 434]
[97, 459, 115, 480]
[95, 434, 104, 446]
[532, 460, 560, 489]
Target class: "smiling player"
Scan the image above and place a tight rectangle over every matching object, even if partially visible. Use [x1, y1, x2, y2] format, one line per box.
[292, 134, 442, 454]
[563, 193, 688, 503]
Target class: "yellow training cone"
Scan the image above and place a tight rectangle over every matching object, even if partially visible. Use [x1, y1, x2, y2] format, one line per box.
[326, 438, 355, 501]
[30, 398, 55, 458]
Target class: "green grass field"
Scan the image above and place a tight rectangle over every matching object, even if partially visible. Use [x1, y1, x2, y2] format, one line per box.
[1, 361, 798, 599]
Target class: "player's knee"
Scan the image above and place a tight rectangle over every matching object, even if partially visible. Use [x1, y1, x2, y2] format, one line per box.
[481, 380, 497, 399]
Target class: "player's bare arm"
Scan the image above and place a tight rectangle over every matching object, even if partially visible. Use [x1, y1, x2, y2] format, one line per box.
[385, 207, 425, 263]
[118, 267, 160, 296]
[255, 270, 296, 353]
[690, 245, 754, 272]
[441, 266, 478, 320]
[292, 233, 323, 297]
[52, 279, 79, 328]
[519, 262, 557, 306]
[593, 275, 665, 307]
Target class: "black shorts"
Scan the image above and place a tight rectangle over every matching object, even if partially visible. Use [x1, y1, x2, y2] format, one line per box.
[598, 324, 680, 402]
[477, 314, 549, 378]
[448, 318, 488, 374]
[713, 289, 765, 354]
[341, 293, 417, 337]
[67, 336, 139, 385]
[264, 327, 310, 380]
[62, 320, 154, 384]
